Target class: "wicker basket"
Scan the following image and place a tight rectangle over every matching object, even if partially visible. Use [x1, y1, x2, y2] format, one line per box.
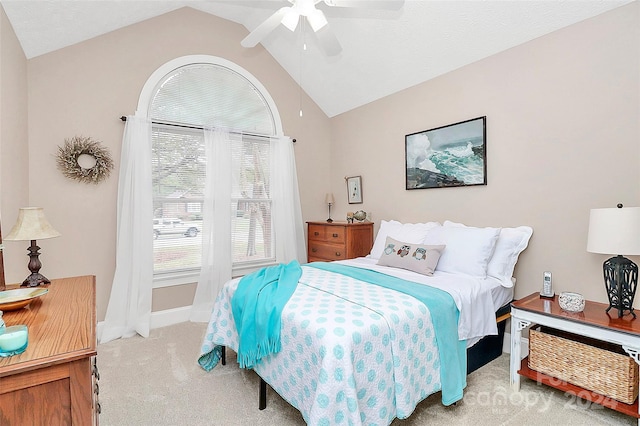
[529, 327, 639, 404]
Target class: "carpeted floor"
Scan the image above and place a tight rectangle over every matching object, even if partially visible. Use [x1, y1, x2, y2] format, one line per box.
[97, 321, 635, 425]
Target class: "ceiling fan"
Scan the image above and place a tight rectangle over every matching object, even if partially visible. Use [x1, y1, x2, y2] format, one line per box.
[241, 0, 404, 56]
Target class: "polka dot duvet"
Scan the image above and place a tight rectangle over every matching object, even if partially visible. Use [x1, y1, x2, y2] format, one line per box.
[200, 263, 465, 425]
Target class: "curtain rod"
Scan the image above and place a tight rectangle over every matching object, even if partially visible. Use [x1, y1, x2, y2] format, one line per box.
[119, 116, 295, 143]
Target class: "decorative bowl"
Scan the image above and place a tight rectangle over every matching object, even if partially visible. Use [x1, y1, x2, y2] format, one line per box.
[353, 210, 367, 221]
[0, 288, 48, 311]
[558, 291, 585, 313]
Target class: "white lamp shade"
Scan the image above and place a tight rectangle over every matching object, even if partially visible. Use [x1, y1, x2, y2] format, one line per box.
[325, 193, 335, 205]
[5, 207, 61, 241]
[587, 206, 640, 255]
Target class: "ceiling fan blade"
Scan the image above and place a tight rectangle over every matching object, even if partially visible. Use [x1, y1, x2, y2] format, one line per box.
[323, 0, 404, 9]
[315, 24, 342, 56]
[241, 6, 292, 48]
[308, 9, 328, 32]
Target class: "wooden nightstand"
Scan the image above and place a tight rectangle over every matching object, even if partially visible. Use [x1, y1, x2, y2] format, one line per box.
[307, 221, 374, 263]
[510, 292, 640, 423]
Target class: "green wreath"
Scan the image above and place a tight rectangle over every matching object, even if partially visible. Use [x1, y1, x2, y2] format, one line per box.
[56, 136, 114, 184]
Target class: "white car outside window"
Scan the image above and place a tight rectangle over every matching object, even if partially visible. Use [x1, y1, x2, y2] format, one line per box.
[153, 218, 199, 239]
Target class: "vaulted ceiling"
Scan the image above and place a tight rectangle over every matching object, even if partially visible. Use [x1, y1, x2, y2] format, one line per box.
[1, 0, 633, 117]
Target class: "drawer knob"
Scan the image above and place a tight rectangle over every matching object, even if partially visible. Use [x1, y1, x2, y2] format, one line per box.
[96, 402, 102, 414]
[314, 232, 320, 236]
[335, 252, 341, 256]
[332, 233, 339, 238]
[311, 248, 318, 253]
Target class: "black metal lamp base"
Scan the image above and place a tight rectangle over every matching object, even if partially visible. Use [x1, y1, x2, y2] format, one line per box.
[19, 239, 51, 287]
[603, 255, 638, 318]
[21, 272, 51, 288]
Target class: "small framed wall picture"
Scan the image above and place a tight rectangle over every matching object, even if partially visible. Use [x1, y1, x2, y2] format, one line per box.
[346, 175, 363, 204]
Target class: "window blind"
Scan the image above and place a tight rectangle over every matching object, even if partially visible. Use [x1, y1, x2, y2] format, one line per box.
[150, 63, 277, 276]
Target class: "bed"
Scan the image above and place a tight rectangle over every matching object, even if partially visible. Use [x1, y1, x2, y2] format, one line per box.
[199, 220, 532, 425]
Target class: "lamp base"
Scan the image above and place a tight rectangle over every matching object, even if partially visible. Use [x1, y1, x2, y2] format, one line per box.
[19, 240, 51, 288]
[21, 272, 51, 288]
[603, 255, 638, 318]
[326, 203, 333, 223]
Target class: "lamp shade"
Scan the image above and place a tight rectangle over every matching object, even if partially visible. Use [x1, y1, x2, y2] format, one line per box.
[587, 206, 640, 255]
[325, 193, 335, 205]
[5, 207, 61, 241]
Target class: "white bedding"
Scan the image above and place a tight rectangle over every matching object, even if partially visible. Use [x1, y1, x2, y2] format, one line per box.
[343, 257, 511, 345]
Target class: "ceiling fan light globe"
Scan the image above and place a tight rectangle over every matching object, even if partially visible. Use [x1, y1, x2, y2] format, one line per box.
[282, 10, 300, 31]
[308, 9, 328, 32]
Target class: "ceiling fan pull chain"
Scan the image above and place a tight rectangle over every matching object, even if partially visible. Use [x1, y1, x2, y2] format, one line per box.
[299, 19, 307, 118]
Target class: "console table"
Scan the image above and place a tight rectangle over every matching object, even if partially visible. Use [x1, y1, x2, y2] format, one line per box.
[510, 292, 640, 424]
[0, 276, 99, 425]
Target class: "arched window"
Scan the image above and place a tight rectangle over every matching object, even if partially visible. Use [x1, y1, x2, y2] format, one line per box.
[140, 55, 284, 283]
[101, 56, 303, 341]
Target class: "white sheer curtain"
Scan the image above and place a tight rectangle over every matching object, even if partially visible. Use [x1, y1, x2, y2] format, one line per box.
[100, 115, 153, 344]
[190, 133, 306, 322]
[190, 129, 233, 322]
[271, 136, 307, 264]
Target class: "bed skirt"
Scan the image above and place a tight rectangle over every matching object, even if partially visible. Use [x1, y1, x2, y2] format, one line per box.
[466, 301, 511, 374]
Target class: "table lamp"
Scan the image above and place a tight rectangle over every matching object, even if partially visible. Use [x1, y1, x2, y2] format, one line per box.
[325, 193, 335, 223]
[587, 204, 640, 318]
[5, 207, 61, 287]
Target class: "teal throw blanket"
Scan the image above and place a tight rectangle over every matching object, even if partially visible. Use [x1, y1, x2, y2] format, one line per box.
[307, 262, 467, 406]
[232, 260, 302, 369]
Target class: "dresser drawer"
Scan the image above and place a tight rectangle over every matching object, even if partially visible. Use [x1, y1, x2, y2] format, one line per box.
[308, 224, 346, 243]
[308, 242, 347, 260]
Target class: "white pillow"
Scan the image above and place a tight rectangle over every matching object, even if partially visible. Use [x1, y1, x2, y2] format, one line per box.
[444, 221, 533, 286]
[369, 220, 441, 259]
[423, 224, 500, 277]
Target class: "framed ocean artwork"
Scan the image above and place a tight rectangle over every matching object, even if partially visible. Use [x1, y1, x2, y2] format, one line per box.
[405, 116, 487, 190]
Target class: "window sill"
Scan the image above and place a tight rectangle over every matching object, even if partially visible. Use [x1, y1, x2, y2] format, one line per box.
[152, 260, 278, 289]
[153, 270, 200, 289]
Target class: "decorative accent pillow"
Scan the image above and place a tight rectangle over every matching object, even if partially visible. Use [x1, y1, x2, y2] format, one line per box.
[423, 224, 500, 278]
[369, 220, 441, 259]
[376, 236, 445, 276]
[444, 221, 533, 287]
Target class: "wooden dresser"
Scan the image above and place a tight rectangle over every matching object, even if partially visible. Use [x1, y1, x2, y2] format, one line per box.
[0, 276, 99, 425]
[307, 221, 374, 262]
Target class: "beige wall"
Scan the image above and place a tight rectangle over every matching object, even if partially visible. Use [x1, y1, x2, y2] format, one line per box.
[0, 6, 29, 281]
[329, 2, 640, 305]
[2, 3, 639, 320]
[23, 7, 331, 320]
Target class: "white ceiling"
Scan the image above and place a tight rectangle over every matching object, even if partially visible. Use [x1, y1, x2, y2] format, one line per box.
[0, 0, 633, 117]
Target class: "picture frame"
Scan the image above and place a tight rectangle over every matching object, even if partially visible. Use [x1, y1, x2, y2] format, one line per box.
[346, 176, 363, 204]
[405, 116, 486, 190]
